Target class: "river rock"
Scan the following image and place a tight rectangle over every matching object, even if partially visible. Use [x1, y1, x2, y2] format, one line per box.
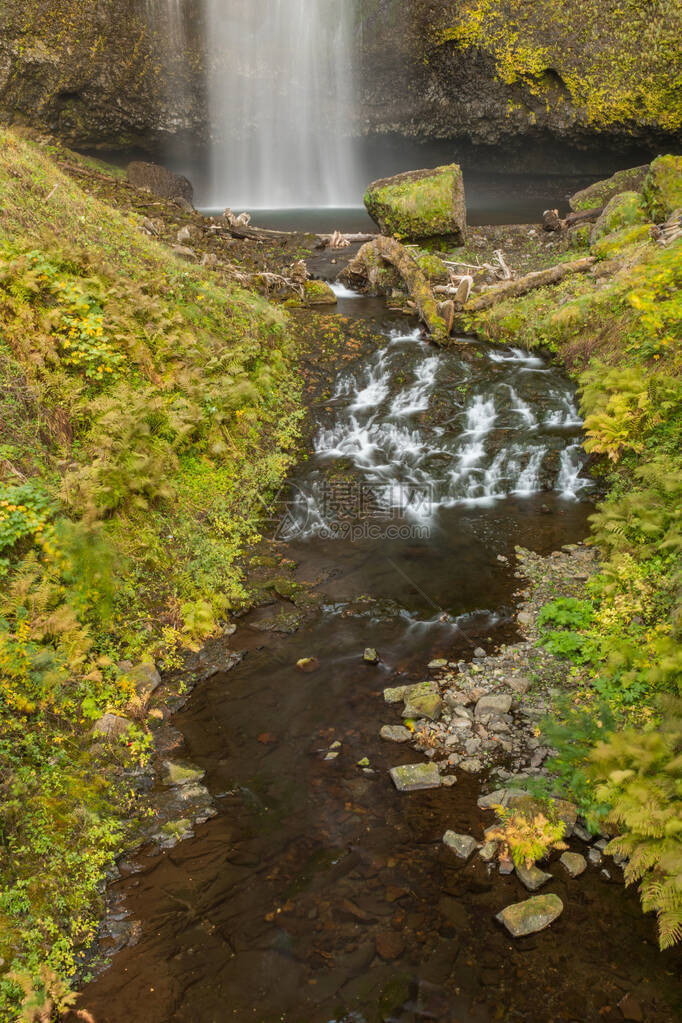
[475, 693, 512, 718]
[127, 160, 194, 204]
[569, 164, 649, 211]
[403, 691, 442, 721]
[380, 724, 412, 743]
[304, 280, 337, 305]
[479, 840, 498, 862]
[515, 862, 552, 892]
[560, 851, 587, 878]
[459, 757, 482, 773]
[389, 762, 441, 792]
[553, 798, 578, 837]
[163, 760, 205, 786]
[386, 680, 436, 704]
[496, 894, 564, 937]
[363, 647, 379, 664]
[443, 831, 478, 860]
[364, 164, 466, 244]
[428, 658, 448, 669]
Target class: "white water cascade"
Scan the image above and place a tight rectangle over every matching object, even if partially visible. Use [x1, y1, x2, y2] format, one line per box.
[204, 0, 362, 208]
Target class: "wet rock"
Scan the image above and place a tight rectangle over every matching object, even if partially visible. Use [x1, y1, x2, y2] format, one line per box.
[553, 798, 578, 837]
[479, 840, 498, 862]
[402, 691, 442, 721]
[560, 852, 587, 878]
[477, 788, 509, 810]
[428, 658, 448, 669]
[380, 725, 412, 743]
[473, 647, 486, 658]
[496, 894, 564, 937]
[588, 847, 602, 866]
[375, 930, 404, 960]
[304, 279, 337, 305]
[475, 693, 512, 718]
[162, 761, 205, 787]
[499, 857, 515, 875]
[443, 831, 478, 860]
[573, 821, 592, 842]
[442, 775, 457, 787]
[127, 161, 194, 204]
[91, 713, 132, 740]
[389, 762, 441, 792]
[459, 757, 483, 773]
[363, 647, 379, 664]
[617, 993, 644, 1022]
[515, 863, 552, 892]
[324, 751, 339, 762]
[296, 657, 320, 672]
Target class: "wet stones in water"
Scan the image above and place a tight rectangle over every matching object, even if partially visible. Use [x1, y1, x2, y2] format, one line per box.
[380, 724, 412, 743]
[496, 893, 564, 937]
[402, 691, 442, 721]
[515, 862, 552, 892]
[162, 761, 205, 787]
[389, 762, 441, 792]
[443, 831, 478, 860]
[363, 647, 380, 664]
[560, 851, 587, 878]
[296, 657, 320, 672]
[428, 658, 448, 669]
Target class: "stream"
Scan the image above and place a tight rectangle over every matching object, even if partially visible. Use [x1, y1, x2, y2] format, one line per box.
[79, 290, 680, 1022]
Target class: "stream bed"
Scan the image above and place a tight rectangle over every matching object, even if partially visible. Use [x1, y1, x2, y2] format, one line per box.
[79, 295, 682, 1023]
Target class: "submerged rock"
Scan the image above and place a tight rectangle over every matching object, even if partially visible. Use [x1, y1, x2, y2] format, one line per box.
[443, 831, 478, 860]
[496, 894, 564, 937]
[364, 164, 466, 244]
[560, 851, 587, 878]
[162, 760, 205, 787]
[389, 762, 441, 792]
[380, 724, 412, 743]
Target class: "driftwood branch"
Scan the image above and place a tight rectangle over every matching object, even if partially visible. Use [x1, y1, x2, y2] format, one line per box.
[348, 236, 451, 343]
[464, 256, 597, 312]
[543, 206, 604, 232]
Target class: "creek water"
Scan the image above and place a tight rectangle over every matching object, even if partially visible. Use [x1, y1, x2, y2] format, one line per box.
[79, 288, 682, 1022]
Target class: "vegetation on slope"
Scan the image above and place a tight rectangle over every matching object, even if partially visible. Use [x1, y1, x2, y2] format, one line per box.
[469, 162, 682, 948]
[0, 130, 301, 1017]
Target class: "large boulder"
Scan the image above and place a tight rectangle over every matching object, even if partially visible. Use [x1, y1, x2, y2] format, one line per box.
[569, 165, 650, 211]
[364, 165, 466, 244]
[590, 191, 648, 243]
[642, 154, 682, 223]
[127, 161, 194, 205]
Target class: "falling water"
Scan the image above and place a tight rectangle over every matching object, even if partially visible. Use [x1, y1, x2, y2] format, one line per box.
[203, 0, 362, 208]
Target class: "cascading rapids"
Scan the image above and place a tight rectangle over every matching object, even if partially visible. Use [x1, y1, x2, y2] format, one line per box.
[282, 328, 592, 539]
[203, 0, 363, 208]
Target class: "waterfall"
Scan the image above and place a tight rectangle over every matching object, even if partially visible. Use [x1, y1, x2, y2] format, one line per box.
[204, 0, 362, 208]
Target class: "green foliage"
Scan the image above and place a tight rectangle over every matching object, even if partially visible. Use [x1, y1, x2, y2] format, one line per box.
[589, 698, 682, 949]
[486, 802, 568, 868]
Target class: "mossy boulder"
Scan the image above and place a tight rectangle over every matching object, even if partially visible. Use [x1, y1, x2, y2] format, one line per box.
[416, 251, 450, 284]
[569, 165, 650, 212]
[364, 165, 466, 244]
[591, 223, 651, 260]
[590, 191, 648, 244]
[303, 280, 337, 305]
[642, 155, 682, 223]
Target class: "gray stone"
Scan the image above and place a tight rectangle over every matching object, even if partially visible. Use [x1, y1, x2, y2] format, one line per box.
[384, 680, 435, 704]
[163, 761, 205, 787]
[128, 661, 162, 702]
[428, 658, 448, 669]
[442, 775, 457, 787]
[479, 840, 498, 862]
[464, 737, 481, 755]
[496, 894, 564, 937]
[475, 693, 512, 719]
[473, 647, 486, 658]
[573, 822, 592, 842]
[389, 762, 441, 792]
[91, 713, 132, 740]
[443, 831, 478, 860]
[587, 847, 602, 866]
[459, 757, 483, 773]
[477, 788, 509, 810]
[380, 725, 412, 743]
[515, 863, 552, 892]
[560, 852, 587, 878]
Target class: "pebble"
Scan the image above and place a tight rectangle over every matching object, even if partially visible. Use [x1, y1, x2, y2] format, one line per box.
[380, 725, 412, 743]
[443, 831, 478, 860]
[515, 862, 552, 892]
[560, 852, 587, 878]
[587, 847, 602, 866]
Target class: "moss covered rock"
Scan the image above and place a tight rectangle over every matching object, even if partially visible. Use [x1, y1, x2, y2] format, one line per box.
[591, 191, 648, 243]
[591, 223, 651, 260]
[643, 155, 682, 223]
[303, 280, 337, 305]
[364, 165, 466, 244]
[569, 165, 650, 212]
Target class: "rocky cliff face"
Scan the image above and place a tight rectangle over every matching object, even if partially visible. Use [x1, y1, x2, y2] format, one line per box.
[0, 0, 679, 155]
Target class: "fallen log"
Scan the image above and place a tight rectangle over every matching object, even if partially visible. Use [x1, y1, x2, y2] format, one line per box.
[316, 232, 377, 246]
[543, 206, 604, 231]
[349, 236, 450, 343]
[464, 257, 597, 312]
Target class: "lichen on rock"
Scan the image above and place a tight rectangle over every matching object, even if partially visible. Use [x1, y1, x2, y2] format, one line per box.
[364, 165, 466, 244]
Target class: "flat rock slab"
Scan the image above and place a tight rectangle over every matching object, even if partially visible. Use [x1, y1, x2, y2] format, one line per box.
[380, 725, 412, 743]
[496, 894, 564, 937]
[389, 762, 441, 792]
[384, 680, 436, 704]
[516, 863, 553, 892]
[443, 831, 478, 860]
[560, 851, 587, 878]
[475, 693, 512, 718]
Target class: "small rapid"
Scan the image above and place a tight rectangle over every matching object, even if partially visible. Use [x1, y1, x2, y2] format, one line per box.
[283, 327, 591, 540]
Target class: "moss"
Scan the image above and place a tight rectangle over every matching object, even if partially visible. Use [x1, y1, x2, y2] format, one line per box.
[434, 0, 682, 134]
[591, 192, 649, 243]
[364, 165, 466, 243]
[303, 280, 337, 305]
[591, 224, 652, 260]
[416, 251, 450, 284]
[570, 166, 650, 212]
[643, 155, 682, 224]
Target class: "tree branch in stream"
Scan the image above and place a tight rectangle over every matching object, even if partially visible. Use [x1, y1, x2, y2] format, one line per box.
[463, 256, 597, 312]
